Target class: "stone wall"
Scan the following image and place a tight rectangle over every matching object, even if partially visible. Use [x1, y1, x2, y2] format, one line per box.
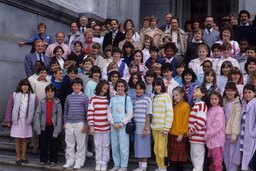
[0, 0, 77, 121]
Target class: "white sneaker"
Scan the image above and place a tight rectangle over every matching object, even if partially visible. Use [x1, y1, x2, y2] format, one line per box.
[101, 165, 107, 171]
[95, 164, 101, 171]
[117, 168, 127, 171]
[109, 166, 120, 171]
[63, 160, 74, 168]
[73, 161, 81, 170]
[133, 167, 146, 171]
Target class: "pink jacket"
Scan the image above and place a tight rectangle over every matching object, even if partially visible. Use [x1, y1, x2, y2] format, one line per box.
[205, 105, 225, 150]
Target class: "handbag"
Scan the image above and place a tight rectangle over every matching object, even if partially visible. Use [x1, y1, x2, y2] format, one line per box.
[124, 95, 136, 134]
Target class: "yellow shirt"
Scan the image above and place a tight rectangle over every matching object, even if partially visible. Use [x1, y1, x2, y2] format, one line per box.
[170, 101, 190, 136]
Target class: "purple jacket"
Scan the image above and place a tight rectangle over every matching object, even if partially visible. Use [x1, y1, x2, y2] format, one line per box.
[205, 105, 225, 150]
[241, 98, 256, 170]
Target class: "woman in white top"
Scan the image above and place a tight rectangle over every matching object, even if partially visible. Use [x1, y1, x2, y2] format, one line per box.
[215, 26, 240, 57]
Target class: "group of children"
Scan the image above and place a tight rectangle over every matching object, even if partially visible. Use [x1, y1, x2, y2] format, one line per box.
[5, 37, 256, 171]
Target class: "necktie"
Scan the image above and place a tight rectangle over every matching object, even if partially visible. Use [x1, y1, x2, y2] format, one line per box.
[112, 31, 116, 44]
[207, 28, 211, 34]
[39, 53, 43, 62]
[167, 25, 170, 30]
[82, 27, 85, 33]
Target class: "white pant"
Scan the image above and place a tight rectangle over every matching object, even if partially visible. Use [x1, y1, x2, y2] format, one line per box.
[94, 131, 110, 165]
[190, 143, 205, 171]
[65, 122, 86, 165]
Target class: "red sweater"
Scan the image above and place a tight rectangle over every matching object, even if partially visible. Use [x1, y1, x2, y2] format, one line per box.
[46, 100, 54, 126]
[189, 101, 207, 144]
[87, 96, 110, 132]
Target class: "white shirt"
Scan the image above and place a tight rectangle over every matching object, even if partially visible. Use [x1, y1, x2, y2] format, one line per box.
[163, 78, 180, 98]
[189, 57, 212, 76]
[212, 57, 240, 75]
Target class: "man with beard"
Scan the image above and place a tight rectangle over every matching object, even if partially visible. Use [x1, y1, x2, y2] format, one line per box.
[202, 16, 220, 49]
[159, 13, 172, 32]
[234, 10, 255, 46]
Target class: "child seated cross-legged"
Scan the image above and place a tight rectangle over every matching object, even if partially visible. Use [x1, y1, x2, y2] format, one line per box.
[62, 77, 89, 170]
[34, 84, 62, 167]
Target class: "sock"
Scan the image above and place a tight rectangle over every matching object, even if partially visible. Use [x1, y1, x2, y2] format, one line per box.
[141, 162, 147, 168]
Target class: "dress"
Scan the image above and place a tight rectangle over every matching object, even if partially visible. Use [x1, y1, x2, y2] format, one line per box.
[10, 94, 32, 138]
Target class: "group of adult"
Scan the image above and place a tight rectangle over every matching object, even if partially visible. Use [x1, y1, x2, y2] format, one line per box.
[20, 9, 256, 78]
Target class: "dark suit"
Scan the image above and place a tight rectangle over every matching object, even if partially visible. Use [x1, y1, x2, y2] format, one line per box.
[159, 24, 170, 32]
[102, 31, 125, 50]
[24, 53, 51, 77]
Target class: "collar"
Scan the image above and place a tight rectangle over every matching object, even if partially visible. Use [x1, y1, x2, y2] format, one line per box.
[205, 28, 213, 34]
[35, 52, 42, 56]
[112, 30, 118, 34]
[136, 94, 146, 99]
[240, 23, 249, 26]
[72, 92, 82, 95]
[192, 38, 202, 43]
[164, 78, 173, 84]
[165, 57, 174, 63]
[55, 42, 64, 46]
[37, 77, 47, 82]
[194, 99, 202, 103]
[83, 71, 90, 75]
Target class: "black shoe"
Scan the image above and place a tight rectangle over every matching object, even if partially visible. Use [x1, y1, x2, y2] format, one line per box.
[21, 159, 29, 164]
[15, 160, 22, 165]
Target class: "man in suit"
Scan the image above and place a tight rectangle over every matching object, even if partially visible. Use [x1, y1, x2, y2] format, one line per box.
[25, 40, 51, 77]
[79, 15, 88, 34]
[202, 16, 220, 49]
[159, 13, 172, 32]
[102, 19, 125, 50]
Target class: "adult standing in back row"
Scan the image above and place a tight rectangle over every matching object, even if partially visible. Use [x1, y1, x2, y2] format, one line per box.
[202, 16, 220, 49]
[102, 19, 125, 51]
[161, 17, 187, 63]
[45, 32, 71, 59]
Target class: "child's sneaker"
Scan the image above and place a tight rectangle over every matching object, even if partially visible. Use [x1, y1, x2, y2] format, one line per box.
[73, 161, 82, 170]
[133, 167, 146, 171]
[63, 160, 74, 168]
[95, 164, 101, 171]
[101, 165, 107, 171]
[109, 166, 120, 171]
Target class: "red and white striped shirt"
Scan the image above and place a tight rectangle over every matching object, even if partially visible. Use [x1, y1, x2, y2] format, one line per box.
[87, 96, 110, 132]
[189, 101, 207, 144]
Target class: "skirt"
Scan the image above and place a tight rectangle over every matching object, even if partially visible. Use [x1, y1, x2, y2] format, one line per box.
[168, 134, 188, 162]
[134, 134, 151, 158]
[10, 117, 32, 138]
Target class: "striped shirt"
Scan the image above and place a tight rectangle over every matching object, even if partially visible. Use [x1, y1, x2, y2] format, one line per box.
[151, 93, 173, 131]
[133, 94, 152, 134]
[189, 101, 207, 144]
[87, 96, 110, 132]
[64, 92, 89, 124]
[240, 110, 246, 151]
